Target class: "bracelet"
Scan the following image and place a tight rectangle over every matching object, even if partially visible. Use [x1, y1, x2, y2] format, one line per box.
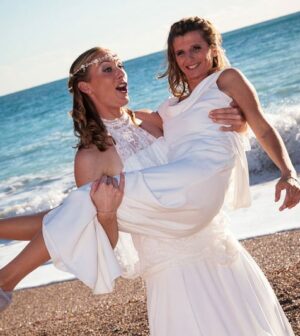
[96, 210, 116, 215]
[283, 176, 299, 184]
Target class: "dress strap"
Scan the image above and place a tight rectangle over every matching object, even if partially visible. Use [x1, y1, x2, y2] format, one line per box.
[205, 68, 232, 85]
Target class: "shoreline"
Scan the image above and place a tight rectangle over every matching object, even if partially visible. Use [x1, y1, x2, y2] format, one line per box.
[1, 173, 299, 291]
[0, 229, 299, 335]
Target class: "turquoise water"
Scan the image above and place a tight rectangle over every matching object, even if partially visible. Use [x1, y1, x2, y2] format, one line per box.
[0, 12, 300, 218]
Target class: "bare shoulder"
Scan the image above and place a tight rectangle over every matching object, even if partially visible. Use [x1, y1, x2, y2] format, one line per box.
[217, 68, 255, 98]
[74, 146, 105, 187]
[75, 145, 99, 167]
[217, 68, 245, 88]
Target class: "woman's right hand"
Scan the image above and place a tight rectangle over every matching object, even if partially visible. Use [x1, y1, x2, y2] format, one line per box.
[90, 173, 125, 215]
[209, 101, 247, 133]
[275, 175, 300, 211]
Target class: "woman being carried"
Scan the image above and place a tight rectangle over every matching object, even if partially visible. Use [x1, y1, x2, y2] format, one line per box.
[1, 17, 299, 336]
[0, 48, 244, 299]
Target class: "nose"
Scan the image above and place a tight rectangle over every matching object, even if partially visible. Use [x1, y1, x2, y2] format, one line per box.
[116, 66, 126, 79]
[187, 50, 195, 60]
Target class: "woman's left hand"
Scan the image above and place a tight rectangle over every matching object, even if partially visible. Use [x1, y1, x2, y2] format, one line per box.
[275, 176, 300, 211]
[90, 173, 125, 214]
[90, 174, 125, 248]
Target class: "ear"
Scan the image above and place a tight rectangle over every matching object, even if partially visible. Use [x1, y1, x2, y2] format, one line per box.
[211, 48, 218, 57]
[78, 81, 92, 95]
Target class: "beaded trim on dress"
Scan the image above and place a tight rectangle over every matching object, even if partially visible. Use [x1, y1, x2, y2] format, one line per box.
[102, 112, 156, 163]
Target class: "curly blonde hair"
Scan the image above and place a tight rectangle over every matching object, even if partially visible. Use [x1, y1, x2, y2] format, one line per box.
[159, 17, 229, 98]
[68, 47, 134, 151]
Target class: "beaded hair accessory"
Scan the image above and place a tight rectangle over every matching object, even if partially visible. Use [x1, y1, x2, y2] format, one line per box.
[69, 53, 119, 78]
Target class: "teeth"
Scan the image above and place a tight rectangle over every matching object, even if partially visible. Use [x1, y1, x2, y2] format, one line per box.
[117, 83, 127, 89]
[116, 83, 127, 93]
[187, 64, 199, 70]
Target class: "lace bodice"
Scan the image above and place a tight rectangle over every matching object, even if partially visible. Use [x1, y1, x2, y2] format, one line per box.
[103, 112, 156, 163]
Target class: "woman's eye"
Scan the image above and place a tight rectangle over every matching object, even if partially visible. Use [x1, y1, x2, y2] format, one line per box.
[192, 45, 202, 52]
[175, 51, 184, 57]
[118, 63, 124, 69]
[103, 66, 113, 72]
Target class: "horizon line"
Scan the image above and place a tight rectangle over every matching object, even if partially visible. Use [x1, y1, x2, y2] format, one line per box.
[1, 10, 298, 98]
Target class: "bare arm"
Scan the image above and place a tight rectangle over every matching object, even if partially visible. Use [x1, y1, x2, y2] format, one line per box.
[0, 147, 99, 241]
[90, 174, 125, 248]
[74, 148, 120, 247]
[0, 146, 120, 243]
[134, 109, 163, 131]
[74, 148, 106, 187]
[136, 107, 247, 134]
[0, 211, 48, 241]
[218, 68, 300, 210]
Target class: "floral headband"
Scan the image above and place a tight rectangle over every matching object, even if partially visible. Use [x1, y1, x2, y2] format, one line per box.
[69, 53, 119, 78]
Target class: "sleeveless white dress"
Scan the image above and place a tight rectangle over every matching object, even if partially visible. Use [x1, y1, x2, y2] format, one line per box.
[43, 71, 294, 336]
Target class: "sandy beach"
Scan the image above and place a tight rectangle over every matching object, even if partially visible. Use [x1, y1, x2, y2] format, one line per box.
[0, 229, 299, 336]
[0, 7, 299, 336]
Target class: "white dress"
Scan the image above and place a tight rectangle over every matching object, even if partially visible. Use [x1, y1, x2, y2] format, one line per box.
[43, 71, 294, 336]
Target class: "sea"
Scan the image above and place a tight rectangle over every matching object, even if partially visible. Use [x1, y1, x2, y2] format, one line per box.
[0, 12, 300, 289]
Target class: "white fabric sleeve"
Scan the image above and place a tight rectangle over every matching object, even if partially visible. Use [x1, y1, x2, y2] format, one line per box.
[117, 145, 236, 239]
[42, 184, 122, 295]
[42, 142, 237, 293]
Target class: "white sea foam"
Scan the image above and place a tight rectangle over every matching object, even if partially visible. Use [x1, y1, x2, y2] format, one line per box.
[1, 176, 299, 290]
[247, 107, 300, 184]
[0, 169, 74, 218]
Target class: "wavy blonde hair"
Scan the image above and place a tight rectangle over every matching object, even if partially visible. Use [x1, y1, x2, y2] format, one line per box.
[159, 17, 229, 98]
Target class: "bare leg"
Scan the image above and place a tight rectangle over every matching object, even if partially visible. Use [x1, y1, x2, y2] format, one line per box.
[0, 230, 50, 291]
[0, 211, 48, 241]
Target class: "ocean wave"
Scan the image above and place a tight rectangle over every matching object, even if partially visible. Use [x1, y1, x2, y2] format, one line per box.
[0, 170, 74, 218]
[247, 107, 300, 183]
[1, 106, 299, 216]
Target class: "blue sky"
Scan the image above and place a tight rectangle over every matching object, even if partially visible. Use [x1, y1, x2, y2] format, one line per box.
[1, 0, 299, 96]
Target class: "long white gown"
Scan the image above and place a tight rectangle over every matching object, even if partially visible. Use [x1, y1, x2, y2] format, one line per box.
[43, 70, 294, 336]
